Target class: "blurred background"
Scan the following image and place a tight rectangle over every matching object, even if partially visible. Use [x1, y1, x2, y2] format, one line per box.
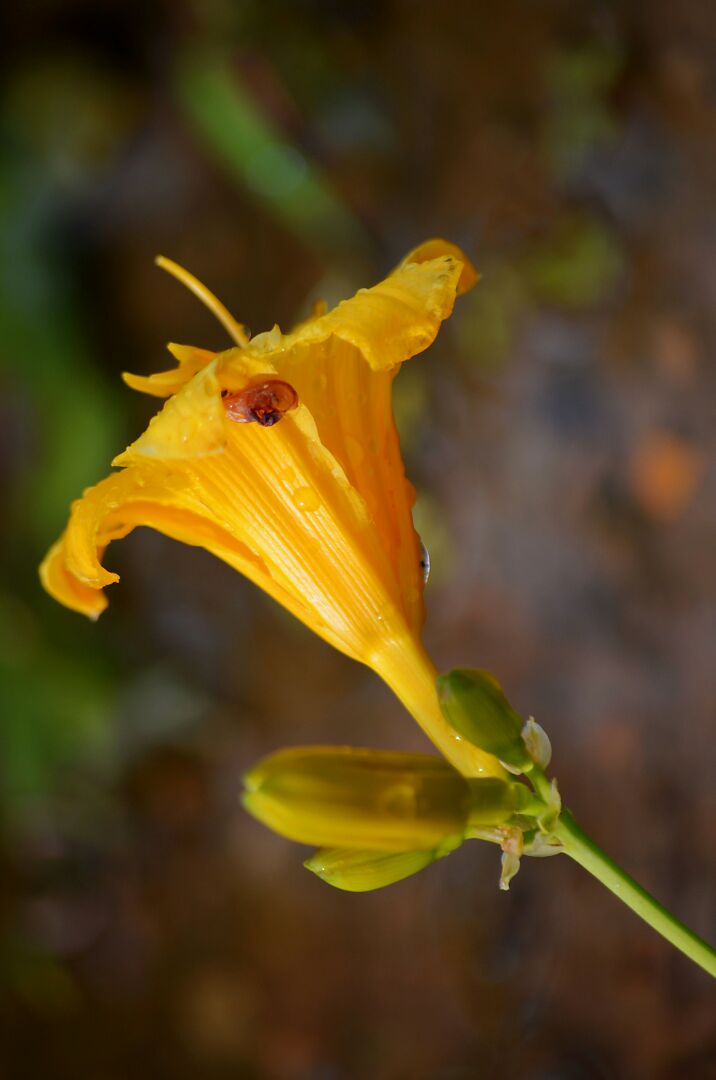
[1, 1, 716, 1077]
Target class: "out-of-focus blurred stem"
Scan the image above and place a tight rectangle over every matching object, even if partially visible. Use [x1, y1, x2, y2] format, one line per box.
[174, 49, 371, 263]
[555, 810, 716, 979]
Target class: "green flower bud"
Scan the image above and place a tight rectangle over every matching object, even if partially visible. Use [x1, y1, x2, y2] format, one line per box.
[304, 836, 463, 892]
[242, 746, 472, 851]
[521, 716, 552, 769]
[436, 669, 531, 771]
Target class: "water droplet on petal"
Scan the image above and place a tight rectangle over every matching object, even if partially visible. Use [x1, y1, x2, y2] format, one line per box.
[419, 540, 431, 584]
[292, 486, 320, 512]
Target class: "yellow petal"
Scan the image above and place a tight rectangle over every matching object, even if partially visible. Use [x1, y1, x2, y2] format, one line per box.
[47, 460, 321, 639]
[248, 349, 424, 629]
[40, 536, 109, 619]
[122, 344, 216, 398]
[216, 249, 477, 630]
[400, 238, 479, 295]
[304, 846, 451, 891]
[46, 356, 409, 661]
[115, 361, 227, 463]
[272, 252, 470, 373]
[120, 248, 476, 631]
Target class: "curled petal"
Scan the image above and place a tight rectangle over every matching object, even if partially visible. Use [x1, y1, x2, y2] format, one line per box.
[279, 251, 471, 373]
[40, 536, 109, 619]
[400, 238, 479, 295]
[122, 344, 217, 398]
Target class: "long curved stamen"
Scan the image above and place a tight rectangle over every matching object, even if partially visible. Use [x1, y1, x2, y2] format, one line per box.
[155, 255, 251, 347]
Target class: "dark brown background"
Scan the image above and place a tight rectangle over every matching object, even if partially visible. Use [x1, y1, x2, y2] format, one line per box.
[1, 2, 715, 1077]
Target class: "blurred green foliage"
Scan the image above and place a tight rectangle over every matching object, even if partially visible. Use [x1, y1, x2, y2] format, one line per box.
[543, 42, 624, 180]
[0, 149, 124, 826]
[176, 50, 370, 261]
[455, 262, 528, 372]
[522, 214, 624, 309]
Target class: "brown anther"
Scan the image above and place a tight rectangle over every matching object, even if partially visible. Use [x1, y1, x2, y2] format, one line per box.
[222, 379, 298, 427]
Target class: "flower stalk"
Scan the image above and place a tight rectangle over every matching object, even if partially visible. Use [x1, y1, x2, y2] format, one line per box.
[438, 667, 716, 978]
[555, 810, 716, 979]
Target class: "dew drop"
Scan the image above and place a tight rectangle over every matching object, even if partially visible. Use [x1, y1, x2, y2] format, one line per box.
[292, 486, 320, 512]
[419, 540, 431, 584]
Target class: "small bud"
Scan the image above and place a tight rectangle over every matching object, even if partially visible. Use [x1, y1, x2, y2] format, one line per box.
[305, 836, 462, 893]
[437, 669, 531, 771]
[521, 717, 552, 769]
[242, 747, 473, 851]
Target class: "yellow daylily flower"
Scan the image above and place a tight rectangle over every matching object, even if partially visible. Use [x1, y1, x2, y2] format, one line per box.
[40, 240, 502, 778]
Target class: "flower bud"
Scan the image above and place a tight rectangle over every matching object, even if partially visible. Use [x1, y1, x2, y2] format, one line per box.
[436, 669, 531, 771]
[304, 836, 462, 892]
[242, 746, 472, 851]
[521, 716, 552, 769]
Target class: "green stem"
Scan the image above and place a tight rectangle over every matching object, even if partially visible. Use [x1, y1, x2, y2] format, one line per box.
[525, 763, 553, 803]
[555, 810, 716, 979]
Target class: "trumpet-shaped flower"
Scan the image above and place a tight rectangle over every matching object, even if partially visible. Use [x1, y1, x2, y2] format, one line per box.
[40, 241, 501, 778]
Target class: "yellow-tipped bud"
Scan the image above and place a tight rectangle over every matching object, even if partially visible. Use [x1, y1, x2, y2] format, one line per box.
[243, 746, 527, 851]
[437, 669, 531, 772]
[304, 838, 462, 892]
[243, 747, 469, 850]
